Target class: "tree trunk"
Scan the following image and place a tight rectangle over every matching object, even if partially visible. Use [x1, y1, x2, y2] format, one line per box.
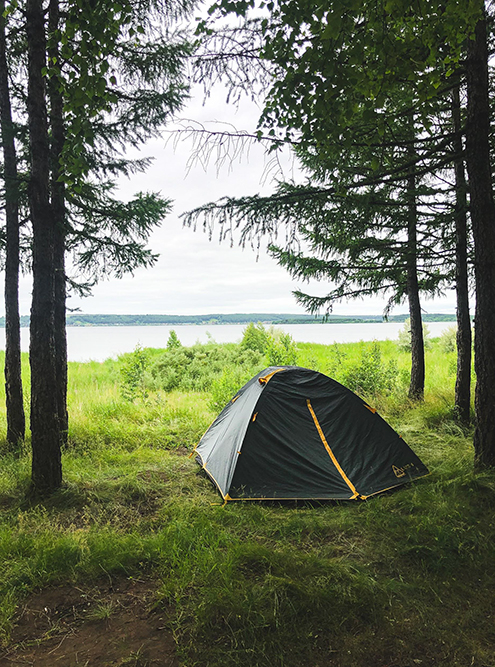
[0, 1, 25, 450]
[451, 84, 472, 426]
[406, 128, 425, 401]
[54, 232, 68, 446]
[465, 10, 495, 468]
[48, 0, 68, 447]
[26, 0, 61, 495]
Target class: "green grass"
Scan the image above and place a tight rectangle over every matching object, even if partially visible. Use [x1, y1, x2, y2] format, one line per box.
[0, 338, 493, 666]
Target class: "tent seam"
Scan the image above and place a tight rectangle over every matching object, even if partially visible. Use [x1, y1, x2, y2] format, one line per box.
[306, 398, 360, 500]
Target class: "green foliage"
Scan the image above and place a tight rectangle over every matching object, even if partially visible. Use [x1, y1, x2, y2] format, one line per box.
[342, 342, 398, 399]
[4, 0, 193, 290]
[241, 322, 299, 367]
[188, 0, 472, 323]
[209, 366, 254, 412]
[166, 329, 182, 349]
[397, 317, 432, 352]
[150, 343, 264, 393]
[119, 345, 149, 402]
[439, 325, 457, 353]
[240, 322, 270, 354]
[265, 331, 298, 366]
[326, 342, 348, 379]
[206, 0, 480, 150]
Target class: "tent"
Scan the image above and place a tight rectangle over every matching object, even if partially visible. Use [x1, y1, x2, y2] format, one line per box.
[194, 366, 429, 501]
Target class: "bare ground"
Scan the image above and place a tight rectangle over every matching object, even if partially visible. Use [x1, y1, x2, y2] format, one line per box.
[0, 576, 178, 667]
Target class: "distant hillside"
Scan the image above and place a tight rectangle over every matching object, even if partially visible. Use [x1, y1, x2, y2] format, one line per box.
[0, 312, 458, 327]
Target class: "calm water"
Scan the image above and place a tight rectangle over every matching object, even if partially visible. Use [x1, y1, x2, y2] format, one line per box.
[2, 321, 454, 362]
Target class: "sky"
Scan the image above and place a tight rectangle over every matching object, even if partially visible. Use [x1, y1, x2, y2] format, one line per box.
[12, 86, 458, 318]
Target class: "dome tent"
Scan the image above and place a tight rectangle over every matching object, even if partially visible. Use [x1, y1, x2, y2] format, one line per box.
[194, 366, 429, 502]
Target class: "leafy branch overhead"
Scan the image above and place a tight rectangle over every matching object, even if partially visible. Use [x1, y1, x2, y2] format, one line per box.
[187, 0, 483, 424]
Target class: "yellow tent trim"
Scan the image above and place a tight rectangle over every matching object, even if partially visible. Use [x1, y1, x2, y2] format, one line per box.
[204, 468, 228, 500]
[259, 368, 287, 385]
[364, 404, 377, 414]
[360, 471, 431, 500]
[218, 494, 360, 501]
[306, 399, 359, 500]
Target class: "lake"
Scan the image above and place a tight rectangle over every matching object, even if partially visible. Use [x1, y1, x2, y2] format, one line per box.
[0, 321, 455, 362]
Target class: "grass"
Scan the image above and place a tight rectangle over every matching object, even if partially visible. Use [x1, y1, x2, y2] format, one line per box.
[0, 337, 494, 666]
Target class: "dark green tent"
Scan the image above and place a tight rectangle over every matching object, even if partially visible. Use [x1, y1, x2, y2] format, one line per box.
[194, 366, 429, 501]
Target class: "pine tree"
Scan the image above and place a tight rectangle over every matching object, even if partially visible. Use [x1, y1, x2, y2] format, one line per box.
[26, 0, 61, 494]
[17, 0, 193, 494]
[192, 0, 485, 455]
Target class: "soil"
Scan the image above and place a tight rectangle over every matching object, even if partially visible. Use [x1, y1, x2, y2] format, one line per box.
[0, 576, 178, 667]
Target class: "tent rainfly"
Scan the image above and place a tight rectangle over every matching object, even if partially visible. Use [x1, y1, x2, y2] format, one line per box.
[194, 366, 429, 501]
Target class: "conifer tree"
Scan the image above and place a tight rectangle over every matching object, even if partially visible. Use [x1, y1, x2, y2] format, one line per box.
[192, 0, 486, 455]
[13, 0, 193, 494]
[26, 0, 61, 494]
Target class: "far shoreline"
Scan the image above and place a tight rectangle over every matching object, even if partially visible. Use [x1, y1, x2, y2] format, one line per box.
[1, 313, 458, 328]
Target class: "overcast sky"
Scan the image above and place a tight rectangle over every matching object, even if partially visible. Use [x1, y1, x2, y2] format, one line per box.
[11, 86, 457, 318]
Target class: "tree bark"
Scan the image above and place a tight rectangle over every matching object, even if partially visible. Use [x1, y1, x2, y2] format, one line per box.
[0, 1, 25, 450]
[54, 231, 68, 446]
[451, 84, 472, 426]
[406, 128, 425, 401]
[26, 0, 61, 494]
[48, 0, 68, 447]
[464, 10, 495, 468]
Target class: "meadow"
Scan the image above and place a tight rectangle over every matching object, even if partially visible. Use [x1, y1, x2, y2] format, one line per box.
[1, 326, 494, 667]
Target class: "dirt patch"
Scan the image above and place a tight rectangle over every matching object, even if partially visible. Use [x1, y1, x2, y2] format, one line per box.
[171, 447, 190, 457]
[0, 576, 178, 667]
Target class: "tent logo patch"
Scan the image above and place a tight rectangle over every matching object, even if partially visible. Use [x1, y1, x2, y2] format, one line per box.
[393, 463, 415, 478]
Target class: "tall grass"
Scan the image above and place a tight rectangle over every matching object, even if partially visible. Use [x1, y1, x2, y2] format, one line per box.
[0, 336, 492, 666]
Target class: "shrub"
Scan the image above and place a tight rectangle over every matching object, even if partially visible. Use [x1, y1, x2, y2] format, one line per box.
[439, 326, 457, 353]
[167, 329, 182, 349]
[209, 367, 256, 412]
[241, 322, 270, 354]
[397, 317, 432, 352]
[120, 345, 149, 402]
[150, 343, 264, 394]
[342, 342, 398, 398]
[241, 323, 300, 367]
[265, 332, 298, 366]
[326, 343, 347, 379]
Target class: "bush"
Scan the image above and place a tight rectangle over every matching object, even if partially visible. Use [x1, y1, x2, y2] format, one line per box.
[167, 329, 182, 349]
[265, 332, 298, 366]
[439, 326, 457, 353]
[241, 323, 300, 367]
[326, 343, 347, 379]
[150, 343, 264, 393]
[120, 345, 149, 402]
[342, 342, 398, 398]
[397, 317, 432, 352]
[241, 322, 270, 354]
[209, 367, 256, 412]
